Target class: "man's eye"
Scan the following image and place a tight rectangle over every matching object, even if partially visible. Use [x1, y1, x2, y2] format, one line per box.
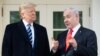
[66, 15, 71, 18]
[64, 15, 71, 19]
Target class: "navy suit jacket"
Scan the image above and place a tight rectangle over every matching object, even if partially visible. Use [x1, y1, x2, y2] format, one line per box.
[2, 20, 50, 56]
[51, 26, 97, 56]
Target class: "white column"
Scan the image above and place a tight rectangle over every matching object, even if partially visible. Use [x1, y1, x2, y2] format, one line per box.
[0, 5, 3, 56]
[91, 0, 100, 55]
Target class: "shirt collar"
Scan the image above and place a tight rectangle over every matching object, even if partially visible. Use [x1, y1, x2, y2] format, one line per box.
[73, 24, 81, 32]
[22, 19, 33, 27]
[71, 24, 81, 37]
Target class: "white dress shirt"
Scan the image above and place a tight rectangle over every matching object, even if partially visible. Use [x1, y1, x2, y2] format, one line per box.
[22, 19, 35, 47]
[72, 23, 81, 38]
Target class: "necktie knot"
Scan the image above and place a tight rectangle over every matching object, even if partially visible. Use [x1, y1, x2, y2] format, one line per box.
[69, 29, 73, 34]
[27, 24, 31, 27]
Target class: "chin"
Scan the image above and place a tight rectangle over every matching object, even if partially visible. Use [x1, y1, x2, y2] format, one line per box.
[67, 26, 72, 29]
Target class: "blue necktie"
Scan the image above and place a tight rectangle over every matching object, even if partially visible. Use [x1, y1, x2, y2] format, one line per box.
[27, 24, 32, 45]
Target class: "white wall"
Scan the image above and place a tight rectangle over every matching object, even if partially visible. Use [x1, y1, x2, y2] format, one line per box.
[3, 0, 90, 5]
[91, 0, 100, 56]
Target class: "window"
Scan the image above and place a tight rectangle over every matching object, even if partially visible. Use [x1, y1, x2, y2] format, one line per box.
[10, 11, 40, 24]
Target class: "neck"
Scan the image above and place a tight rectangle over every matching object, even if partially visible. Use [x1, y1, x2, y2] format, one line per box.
[25, 19, 33, 24]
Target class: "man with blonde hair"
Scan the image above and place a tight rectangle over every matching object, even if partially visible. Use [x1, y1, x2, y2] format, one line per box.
[2, 3, 50, 56]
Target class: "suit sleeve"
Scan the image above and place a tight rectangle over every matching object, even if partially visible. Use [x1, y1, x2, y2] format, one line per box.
[2, 25, 12, 56]
[76, 31, 98, 56]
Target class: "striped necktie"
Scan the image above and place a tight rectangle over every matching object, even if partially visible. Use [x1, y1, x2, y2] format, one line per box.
[27, 24, 32, 45]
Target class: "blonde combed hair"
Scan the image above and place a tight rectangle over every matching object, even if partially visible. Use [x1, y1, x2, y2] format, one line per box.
[19, 3, 36, 13]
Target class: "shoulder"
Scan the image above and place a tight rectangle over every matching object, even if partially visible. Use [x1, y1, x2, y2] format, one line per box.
[59, 30, 68, 35]
[81, 27, 96, 35]
[34, 23, 46, 29]
[33, 23, 47, 33]
[6, 23, 18, 28]
[57, 30, 68, 39]
[82, 27, 95, 32]
[5, 22, 19, 30]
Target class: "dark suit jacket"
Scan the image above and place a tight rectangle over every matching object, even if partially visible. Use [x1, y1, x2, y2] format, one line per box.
[2, 20, 50, 56]
[51, 26, 97, 56]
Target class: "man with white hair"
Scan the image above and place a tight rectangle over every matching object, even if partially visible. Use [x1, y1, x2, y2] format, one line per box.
[51, 8, 97, 56]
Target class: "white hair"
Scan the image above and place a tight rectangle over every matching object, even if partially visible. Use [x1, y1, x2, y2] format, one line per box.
[64, 7, 79, 17]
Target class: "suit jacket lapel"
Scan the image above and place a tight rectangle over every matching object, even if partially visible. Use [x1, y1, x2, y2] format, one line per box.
[74, 26, 83, 41]
[64, 30, 68, 47]
[59, 30, 68, 52]
[18, 20, 32, 45]
[32, 23, 37, 48]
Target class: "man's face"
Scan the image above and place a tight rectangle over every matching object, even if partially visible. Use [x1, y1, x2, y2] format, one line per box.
[63, 9, 78, 29]
[21, 7, 36, 23]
